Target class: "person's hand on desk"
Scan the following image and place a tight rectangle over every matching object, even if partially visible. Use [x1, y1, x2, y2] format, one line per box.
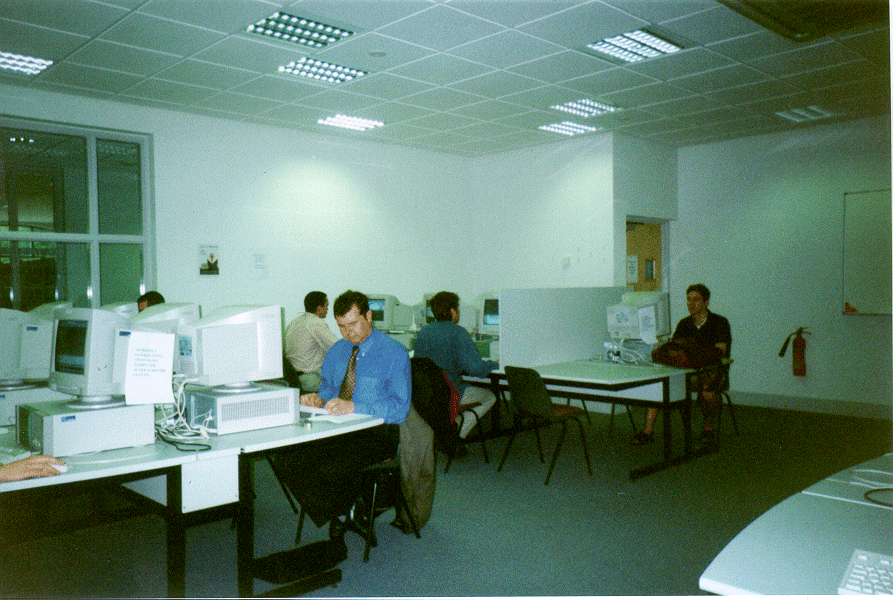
[0, 455, 66, 482]
[324, 398, 355, 416]
[299, 393, 325, 408]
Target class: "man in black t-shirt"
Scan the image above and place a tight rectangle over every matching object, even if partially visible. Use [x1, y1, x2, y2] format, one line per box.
[632, 284, 731, 449]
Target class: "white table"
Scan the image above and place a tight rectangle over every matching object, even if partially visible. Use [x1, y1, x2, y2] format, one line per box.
[470, 359, 691, 478]
[699, 453, 893, 594]
[0, 413, 384, 598]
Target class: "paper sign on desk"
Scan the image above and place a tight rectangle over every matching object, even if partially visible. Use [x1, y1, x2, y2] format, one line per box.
[122, 330, 175, 405]
[637, 305, 659, 345]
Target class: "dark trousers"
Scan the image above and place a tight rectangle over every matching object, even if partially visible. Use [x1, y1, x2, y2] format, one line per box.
[274, 424, 399, 527]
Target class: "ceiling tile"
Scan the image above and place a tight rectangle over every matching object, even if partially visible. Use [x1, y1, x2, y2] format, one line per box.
[602, 81, 693, 108]
[518, 2, 646, 49]
[68, 41, 180, 77]
[230, 74, 323, 102]
[137, 0, 277, 34]
[155, 59, 258, 90]
[669, 63, 769, 94]
[387, 52, 492, 86]
[509, 50, 613, 85]
[375, 4, 505, 52]
[39, 63, 144, 94]
[191, 35, 302, 74]
[625, 48, 735, 81]
[661, 5, 763, 45]
[447, 29, 565, 70]
[100, 12, 225, 56]
[448, 69, 541, 99]
[0, 18, 88, 60]
[340, 72, 432, 100]
[193, 91, 285, 115]
[446, 1, 581, 28]
[401, 86, 488, 111]
[0, 0, 128, 37]
[316, 32, 433, 73]
[120, 78, 217, 104]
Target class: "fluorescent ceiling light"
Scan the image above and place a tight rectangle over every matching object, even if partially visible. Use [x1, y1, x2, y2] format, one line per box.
[318, 115, 384, 132]
[278, 57, 365, 83]
[539, 122, 600, 136]
[551, 99, 618, 118]
[775, 105, 836, 123]
[247, 12, 353, 49]
[0, 51, 52, 75]
[586, 30, 681, 63]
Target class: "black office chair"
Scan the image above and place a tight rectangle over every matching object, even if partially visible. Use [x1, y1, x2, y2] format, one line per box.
[499, 366, 593, 485]
[410, 356, 488, 473]
[281, 354, 304, 393]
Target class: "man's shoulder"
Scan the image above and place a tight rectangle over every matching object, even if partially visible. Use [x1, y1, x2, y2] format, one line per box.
[708, 311, 730, 326]
[419, 320, 465, 338]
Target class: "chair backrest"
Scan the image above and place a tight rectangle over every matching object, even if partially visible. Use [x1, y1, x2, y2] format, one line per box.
[505, 366, 554, 419]
[410, 356, 456, 445]
[282, 354, 303, 389]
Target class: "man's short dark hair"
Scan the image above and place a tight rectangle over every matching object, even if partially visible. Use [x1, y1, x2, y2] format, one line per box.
[333, 290, 369, 318]
[429, 291, 459, 322]
[138, 291, 165, 307]
[304, 291, 328, 313]
[687, 283, 710, 303]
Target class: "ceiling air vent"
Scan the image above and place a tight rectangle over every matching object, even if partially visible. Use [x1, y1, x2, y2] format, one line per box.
[716, 0, 889, 41]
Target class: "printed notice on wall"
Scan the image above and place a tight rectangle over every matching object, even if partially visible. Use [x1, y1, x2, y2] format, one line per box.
[124, 330, 175, 405]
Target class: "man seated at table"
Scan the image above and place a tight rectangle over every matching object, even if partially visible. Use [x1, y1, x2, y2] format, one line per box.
[414, 291, 498, 440]
[284, 291, 338, 393]
[275, 290, 410, 542]
[633, 283, 731, 450]
[0, 455, 66, 482]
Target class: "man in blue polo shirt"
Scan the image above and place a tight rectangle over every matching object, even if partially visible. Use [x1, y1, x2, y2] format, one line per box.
[276, 290, 410, 541]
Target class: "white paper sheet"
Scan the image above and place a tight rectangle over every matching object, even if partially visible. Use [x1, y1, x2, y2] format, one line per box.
[124, 330, 175, 404]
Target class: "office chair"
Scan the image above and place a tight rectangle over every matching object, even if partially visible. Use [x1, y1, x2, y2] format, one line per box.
[410, 357, 488, 473]
[281, 354, 304, 393]
[715, 360, 738, 435]
[499, 366, 593, 485]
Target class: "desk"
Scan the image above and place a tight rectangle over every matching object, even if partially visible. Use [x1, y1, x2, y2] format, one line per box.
[0, 434, 195, 597]
[699, 453, 893, 594]
[0, 414, 383, 598]
[470, 360, 690, 479]
[223, 415, 385, 598]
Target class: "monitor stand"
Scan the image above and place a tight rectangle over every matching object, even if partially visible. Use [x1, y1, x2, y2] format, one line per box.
[67, 394, 126, 410]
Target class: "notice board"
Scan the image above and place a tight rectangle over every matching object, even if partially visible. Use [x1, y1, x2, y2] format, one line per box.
[843, 189, 892, 315]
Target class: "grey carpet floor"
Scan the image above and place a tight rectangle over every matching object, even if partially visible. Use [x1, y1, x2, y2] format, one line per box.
[0, 404, 889, 598]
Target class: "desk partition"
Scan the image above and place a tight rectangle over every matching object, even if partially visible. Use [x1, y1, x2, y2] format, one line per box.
[499, 286, 627, 368]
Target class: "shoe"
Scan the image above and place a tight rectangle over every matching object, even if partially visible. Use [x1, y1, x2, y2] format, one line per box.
[631, 431, 654, 446]
[328, 516, 347, 541]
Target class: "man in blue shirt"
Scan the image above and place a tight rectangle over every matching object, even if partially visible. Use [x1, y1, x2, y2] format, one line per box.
[414, 291, 498, 439]
[276, 290, 410, 540]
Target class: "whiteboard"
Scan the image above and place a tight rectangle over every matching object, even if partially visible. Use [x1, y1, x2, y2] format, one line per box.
[843, 189, 892, 315]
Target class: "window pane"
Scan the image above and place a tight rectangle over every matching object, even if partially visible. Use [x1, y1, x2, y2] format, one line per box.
[0, 128, 88, 234]
[100, 243, 143, 305]
[98, 139, 142, 235]
[0, 240, 90, 310]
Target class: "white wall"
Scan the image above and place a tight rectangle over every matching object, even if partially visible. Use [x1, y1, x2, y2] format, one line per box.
[673, 116, 892, 415]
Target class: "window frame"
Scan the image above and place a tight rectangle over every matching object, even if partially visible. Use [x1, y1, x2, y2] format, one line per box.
[0, 116, 155, 308]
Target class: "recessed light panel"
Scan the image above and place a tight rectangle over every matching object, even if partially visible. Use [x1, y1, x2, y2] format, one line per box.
[279, 57, 366, 83]
[586, 30, 681, 63]
[0, 51, 52, 75]
[775, 105, 835, 123]
[247, 12, 353, 49]
[318, 115, 384, 132]
[551, 99, 618, 118]
[539, 122, 600, 136]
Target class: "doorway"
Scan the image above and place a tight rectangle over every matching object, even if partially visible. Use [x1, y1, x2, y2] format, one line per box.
[626, 221, 662, 292]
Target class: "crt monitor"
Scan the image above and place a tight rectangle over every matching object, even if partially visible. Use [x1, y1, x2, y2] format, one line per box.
[131, 302, 201, 334]
[368, 294, 399, 331]
[606, 291, 671, 342]
[0, 309, 53, 388]
[176, 304, 283, 390]
[28, 300, 73, 319]
[101, 301, 140, 319]
[477, 294, 499, 337]
[49, 308, 133, 408]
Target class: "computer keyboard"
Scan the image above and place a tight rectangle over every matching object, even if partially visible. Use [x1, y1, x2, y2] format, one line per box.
[0, 443, 31, 465]
[839, 549, 893, 595]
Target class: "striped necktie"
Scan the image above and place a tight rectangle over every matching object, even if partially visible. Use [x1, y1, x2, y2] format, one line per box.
[338, 346, 359, 400]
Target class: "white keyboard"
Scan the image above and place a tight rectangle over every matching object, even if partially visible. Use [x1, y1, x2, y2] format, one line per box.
[0, 444, 31, 465]
[839, 549, 893, 595]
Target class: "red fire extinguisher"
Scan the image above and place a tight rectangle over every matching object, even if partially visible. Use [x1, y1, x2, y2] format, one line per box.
[779, 327, 810, 376]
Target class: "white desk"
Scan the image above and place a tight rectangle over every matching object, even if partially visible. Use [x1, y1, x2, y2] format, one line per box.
[0, 413, 384, 598]
[470, 360, 691, 479]
[699, 453, 893, 595]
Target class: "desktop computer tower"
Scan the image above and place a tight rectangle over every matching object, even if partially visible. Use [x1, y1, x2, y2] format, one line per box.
[185, 383, 297, 435]
[17, 400, 155, 456]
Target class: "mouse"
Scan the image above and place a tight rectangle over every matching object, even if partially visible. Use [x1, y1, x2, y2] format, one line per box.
[52, 464, 69, 473]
